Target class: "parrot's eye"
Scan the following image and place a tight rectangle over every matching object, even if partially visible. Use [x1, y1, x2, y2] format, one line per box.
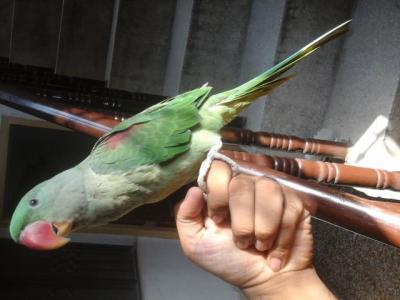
[29, 199, 39, 207]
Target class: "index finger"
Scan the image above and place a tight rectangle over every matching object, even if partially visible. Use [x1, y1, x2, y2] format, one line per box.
[206, 160, 233, 224]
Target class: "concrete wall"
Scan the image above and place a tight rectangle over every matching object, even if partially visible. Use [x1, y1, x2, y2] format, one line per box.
[11, 0, 62, 68]
[163, 0, 194, 96]
[110, 0, 176, 94]
[137, 237, 241, 300]
[0, 0, 12, 58]
[322, 0, 400, 143]
[238, 0, 286, 131]
[261, 0, 354, 137]
[56, 0, 115, 80]
[180, 0, 252, 92]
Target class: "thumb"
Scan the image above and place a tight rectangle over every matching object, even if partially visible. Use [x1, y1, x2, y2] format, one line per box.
[175, 187, 205, 249]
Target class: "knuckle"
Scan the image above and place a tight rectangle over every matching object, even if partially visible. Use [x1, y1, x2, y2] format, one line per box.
[208, 160, 229, 178]
[272, 246, 289, 257]
[229, 176, 254, 194]
[232, 227, 253, 239]
[207, 162, 230, 190]
[280, 219, 296, 231]
[211, 160, 231, 172]
[255, 228, 275, 240]
[286, 198, 304, 216]
[208, 200, 226, 211]
[256, 178, 281, 194]
[302, 209, 311, 220]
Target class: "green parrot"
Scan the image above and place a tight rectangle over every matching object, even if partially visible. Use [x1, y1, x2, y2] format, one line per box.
[9, 21, 350, 250]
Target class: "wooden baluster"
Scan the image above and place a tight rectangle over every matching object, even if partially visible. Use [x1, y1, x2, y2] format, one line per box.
[229, 158, 400, 248]
[220, 127, 348, 159]
[221, 150, 400, 191]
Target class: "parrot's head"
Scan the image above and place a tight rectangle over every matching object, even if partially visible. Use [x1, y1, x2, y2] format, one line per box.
[9, 167, 87, 251]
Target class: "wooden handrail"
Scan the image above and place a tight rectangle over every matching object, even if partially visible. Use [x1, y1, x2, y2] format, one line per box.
[0, 83, 116, 137]
[222, 150, 400, 191]
[221, 127, 348, 159]
[232, 159, 400, 248]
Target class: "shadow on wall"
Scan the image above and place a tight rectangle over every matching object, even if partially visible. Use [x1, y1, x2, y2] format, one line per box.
[345, 115, 400, 199]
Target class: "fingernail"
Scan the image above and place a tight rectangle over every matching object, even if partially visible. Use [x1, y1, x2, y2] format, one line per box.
[255, 240, 269, 251]
[269, 257, 282, 272]
[212, 212, 226, 224]
[236, 239, 251, 249]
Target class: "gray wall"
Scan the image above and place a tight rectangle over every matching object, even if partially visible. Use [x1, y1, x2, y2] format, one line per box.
[322, 0, 400, 143]
[56, 0, 115, 80]
[137, 237, 241, 300]
[0, 0, 12, 58]
[110, 0, 176, 94]
[10, 0, 62, 68]
[261, 0, 354, 137]
[179, 0, 252, 92]
[238, 0, 286, 131]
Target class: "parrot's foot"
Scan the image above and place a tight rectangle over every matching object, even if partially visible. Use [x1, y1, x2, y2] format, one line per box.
[198, 141, 241, 199]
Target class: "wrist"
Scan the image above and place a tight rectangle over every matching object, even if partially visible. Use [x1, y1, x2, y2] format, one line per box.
[242, 268, 335, 300]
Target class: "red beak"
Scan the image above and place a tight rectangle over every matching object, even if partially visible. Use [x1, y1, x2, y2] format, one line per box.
[19, 220, 72, 250]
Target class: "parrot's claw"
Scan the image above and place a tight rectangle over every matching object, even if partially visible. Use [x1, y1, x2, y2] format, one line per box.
[198, 141, 240, 200]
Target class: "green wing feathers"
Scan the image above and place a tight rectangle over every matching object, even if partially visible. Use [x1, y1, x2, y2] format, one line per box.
[89, 87, 211, 173]
[202, 20, 351, 125]
[93, 87, 211, 148]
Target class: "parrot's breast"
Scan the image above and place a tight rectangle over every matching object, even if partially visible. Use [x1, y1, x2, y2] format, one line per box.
[79, 129, 220, 226]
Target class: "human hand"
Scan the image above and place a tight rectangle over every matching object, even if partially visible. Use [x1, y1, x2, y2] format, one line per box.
[176, 161, 334, 299]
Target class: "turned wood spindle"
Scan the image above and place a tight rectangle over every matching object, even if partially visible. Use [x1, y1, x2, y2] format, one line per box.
[221, 149, 400, 191]
[221, 127, 348, 159]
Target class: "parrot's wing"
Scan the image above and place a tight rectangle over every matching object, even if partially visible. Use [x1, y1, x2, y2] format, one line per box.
[89, 87, 211, 174]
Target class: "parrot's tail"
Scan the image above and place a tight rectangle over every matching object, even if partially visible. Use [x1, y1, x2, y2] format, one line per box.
[201, 20, 351, 126]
